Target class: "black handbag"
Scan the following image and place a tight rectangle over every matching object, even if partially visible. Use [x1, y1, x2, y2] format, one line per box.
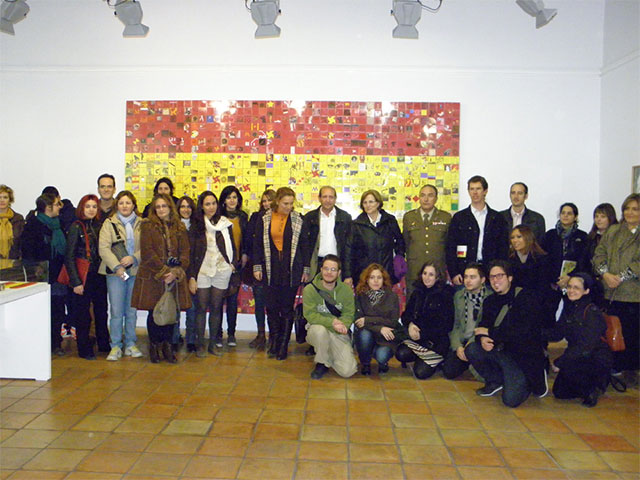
[294, 303, 307, 344]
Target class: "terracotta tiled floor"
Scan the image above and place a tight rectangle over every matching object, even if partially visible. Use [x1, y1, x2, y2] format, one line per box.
[1, 331, 638, 479]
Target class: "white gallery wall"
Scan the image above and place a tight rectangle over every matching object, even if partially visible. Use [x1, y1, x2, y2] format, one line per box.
[599, 0, 640, 209]
[1, 0, 637, 226]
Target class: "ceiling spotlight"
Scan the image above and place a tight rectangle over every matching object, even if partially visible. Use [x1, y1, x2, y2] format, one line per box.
[516, 0, 557, 28]
[250, 0, 281, 38]
[392, 0, 422, 39]
[113, 0, 148, 37]
[0, 0, 29, 36]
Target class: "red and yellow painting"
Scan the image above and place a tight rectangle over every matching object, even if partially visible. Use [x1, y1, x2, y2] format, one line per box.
[124, 100, 460, 312]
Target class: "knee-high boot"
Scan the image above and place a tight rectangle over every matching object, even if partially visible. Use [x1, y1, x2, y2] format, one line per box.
[277, 315, 294, 360]
[267, 316, 279, 358]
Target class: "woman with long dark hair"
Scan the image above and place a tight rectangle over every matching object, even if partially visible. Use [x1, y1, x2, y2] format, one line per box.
[353, 263, 401, 375]
[187, 191, 236, 357]
[593, 194, 640, 375]
[216, 185, 249, 347]
[253, 187, 309, 360]
[245, 189, 276, 350]
[64, 194, 108, 359]
[131, 193, 191, 363]
[584, 203, 617, 306]
[509, 225, 555, 327]
[175, 195, 198, 352]
[395, 262, 454, 379]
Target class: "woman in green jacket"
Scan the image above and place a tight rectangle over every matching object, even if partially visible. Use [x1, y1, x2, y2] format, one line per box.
[593, 193, 640, 374]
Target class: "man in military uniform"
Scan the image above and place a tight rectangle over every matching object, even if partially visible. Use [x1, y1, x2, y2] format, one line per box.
[403, 184, 451, 296]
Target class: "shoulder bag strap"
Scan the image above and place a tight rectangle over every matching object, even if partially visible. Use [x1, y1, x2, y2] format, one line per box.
[77, 221, 90, 259]
[312, 283, 342, 317]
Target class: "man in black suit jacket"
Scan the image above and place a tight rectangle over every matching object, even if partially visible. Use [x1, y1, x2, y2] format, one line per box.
[500, 182, 546, 244]
[303, 186, 353, 286]
[446, 176, 509, 285]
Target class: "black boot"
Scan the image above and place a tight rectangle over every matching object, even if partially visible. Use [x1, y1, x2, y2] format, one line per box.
[267, 317, 279, 358]
[149, 343, 160, 363]
[162, 341, 177, 364]
[276, 316, 294, 360]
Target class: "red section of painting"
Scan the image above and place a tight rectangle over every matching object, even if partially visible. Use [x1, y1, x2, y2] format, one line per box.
[125, 100, 460, 157]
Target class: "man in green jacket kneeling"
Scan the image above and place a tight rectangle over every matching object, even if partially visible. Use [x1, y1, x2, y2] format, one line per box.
[303, 254, 358, 379]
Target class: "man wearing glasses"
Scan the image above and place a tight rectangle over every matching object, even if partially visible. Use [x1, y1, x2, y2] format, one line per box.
[303, 255, 357, 379]
[465, 260, 548, 407]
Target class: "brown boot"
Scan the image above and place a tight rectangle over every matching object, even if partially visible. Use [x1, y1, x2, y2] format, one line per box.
[149, 343, 160, 363]
[249, 328, 266, 349]
[162, 341, 177, 364]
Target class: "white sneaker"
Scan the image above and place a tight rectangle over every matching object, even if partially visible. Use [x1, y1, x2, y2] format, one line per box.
[124, 345, 144, 358]
[106, 346, 122, 361]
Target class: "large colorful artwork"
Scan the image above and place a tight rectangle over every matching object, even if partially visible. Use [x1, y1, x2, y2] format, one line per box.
[124, 100, 460, 312]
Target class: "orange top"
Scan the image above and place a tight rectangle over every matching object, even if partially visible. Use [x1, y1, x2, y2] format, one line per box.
[270, 212, 288, 252]
[228, 216, 242, 260]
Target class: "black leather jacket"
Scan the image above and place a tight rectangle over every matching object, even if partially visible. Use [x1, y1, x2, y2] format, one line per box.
[64, 219, 101, 287]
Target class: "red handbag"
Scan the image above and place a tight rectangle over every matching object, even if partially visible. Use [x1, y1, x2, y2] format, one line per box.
[57, 222, 91, 287]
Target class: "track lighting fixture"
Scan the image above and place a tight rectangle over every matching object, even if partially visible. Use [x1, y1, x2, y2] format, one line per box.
[0, 0, 29, 36]
[516, 0, 557, 28]
[249, 0, 281, 38]
[391, 0, 442, 39]
[108, 0, 149, 37]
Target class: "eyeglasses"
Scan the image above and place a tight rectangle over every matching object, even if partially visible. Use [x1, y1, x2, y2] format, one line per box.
[322, 267, 339, 272]
[489, 273, 507, 280]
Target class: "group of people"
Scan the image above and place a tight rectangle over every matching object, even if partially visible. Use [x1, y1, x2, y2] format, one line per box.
[0, 173, 638, 408]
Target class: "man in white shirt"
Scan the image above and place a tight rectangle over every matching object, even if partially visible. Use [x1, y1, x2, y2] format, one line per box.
[303, 186, 353, 286]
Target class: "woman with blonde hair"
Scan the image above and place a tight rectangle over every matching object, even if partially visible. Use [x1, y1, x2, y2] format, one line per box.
[131, 193, 191, 363]
[253, 187, 309, 360]
[593, 193, 640, 375]
[0, 184, 24, 260]
[100, 190, 143, 361]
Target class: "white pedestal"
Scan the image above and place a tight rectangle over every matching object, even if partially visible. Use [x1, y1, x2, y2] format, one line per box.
[0, 283, 51, 381]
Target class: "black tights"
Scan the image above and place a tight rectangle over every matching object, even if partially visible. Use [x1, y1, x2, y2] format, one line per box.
[195, 287, 226, 348]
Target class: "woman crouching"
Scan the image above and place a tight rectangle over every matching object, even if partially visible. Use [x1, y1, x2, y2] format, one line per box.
[543, 273, 612, 407]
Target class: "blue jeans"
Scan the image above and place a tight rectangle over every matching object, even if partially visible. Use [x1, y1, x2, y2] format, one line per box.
[106, 274, 137, 349]
[354, 328, 393, 366]
[173, 294, 197, 344]
[465, 342, 530, 408]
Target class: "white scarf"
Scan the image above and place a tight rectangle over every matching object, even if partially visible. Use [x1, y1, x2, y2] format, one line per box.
[205, 215, 233, 264]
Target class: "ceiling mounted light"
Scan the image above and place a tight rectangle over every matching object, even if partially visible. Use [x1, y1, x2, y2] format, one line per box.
[391, 0, 442, 39]
[0, 0, 29, 36]
[516, 0, 557, 28]
[392, 0, 421, 39]
[112, 0, 148, 37]
[250, 0, 281, 38]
